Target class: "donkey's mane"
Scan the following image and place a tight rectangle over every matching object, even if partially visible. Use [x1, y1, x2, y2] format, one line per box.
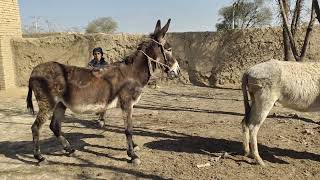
[122, 36, 154, 65]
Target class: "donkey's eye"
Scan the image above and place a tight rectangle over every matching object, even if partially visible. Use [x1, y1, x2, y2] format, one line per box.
[166, 48, 172, 52]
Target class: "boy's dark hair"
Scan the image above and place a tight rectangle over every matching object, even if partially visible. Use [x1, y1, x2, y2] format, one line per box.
[92, 47, 103, 56]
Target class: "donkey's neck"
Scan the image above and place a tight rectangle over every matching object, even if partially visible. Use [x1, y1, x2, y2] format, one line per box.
[129, 52, 151, 86]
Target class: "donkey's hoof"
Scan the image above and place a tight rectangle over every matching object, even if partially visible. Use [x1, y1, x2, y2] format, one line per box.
[133, 145, 140, 151]
[95, 120, 105, 128]
[131, 158, 141, 166]
[34, 154, 45, 161]
[65, 148, 76, 156]
[255, 159, 266, 166]
[258, 161, 266, 166]
[243, 152, 250, 157]
[37, 158, 48, 166]
[98, 121, 105, 128]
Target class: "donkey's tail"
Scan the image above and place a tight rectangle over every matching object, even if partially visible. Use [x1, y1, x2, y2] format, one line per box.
[26, 81, 35, 115]
[241, 72, 251, 125]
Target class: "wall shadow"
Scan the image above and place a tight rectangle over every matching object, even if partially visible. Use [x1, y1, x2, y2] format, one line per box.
[0, 101, 318, 171]
[0, 107, 28, 117]
[1, 113, 319, 173]
[62, 118, 320, 165]
[150, 90, 242, 101]
[269, 114, 320, 125]
[134, 104, 243, 117]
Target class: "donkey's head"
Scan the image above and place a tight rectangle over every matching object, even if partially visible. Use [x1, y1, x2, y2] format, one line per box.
[147, 19, 180, 79]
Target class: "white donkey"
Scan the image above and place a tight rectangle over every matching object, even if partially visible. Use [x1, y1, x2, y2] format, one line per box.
[241, 59, 320, 166]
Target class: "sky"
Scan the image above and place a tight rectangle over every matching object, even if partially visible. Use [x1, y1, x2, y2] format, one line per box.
[19, 0, 235, 33]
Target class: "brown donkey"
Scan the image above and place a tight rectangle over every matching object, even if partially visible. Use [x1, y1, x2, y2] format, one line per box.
[26, 19, 180, 165]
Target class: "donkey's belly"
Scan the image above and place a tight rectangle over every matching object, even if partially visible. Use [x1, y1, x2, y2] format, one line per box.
[55, 96, 119, 113]
[278, 99, 320, 112]
[69, 104, 107, 113]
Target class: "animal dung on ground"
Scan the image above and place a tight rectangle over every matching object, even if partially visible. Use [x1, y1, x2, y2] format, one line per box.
[302, 129, 314, 135]
[196, 162, 211, 168]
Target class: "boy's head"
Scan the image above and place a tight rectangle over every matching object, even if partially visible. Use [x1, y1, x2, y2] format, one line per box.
[93, 47, 103, 60]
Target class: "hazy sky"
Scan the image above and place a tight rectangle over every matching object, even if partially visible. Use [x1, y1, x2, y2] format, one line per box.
[19, 0, 236, 33]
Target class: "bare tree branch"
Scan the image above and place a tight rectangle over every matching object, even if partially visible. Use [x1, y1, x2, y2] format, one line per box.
[246, 17, 255, 28]
[314, 0, 320, 23]
[278, 0, 316, 62]
[300, 1, 316, 60]
[291, 0, 303, 38]
[278, 0, 293, 61]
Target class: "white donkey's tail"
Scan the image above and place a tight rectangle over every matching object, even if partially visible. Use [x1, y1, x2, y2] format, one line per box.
[241, 72, 251, 125]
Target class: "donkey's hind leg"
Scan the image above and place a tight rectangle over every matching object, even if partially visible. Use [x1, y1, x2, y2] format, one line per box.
[242, 120, 250, 157]
[248, 90, 277, 166]
[31, 102, 52, 165]
[242, 91, 255, 157]
[49, 102, 75, 156]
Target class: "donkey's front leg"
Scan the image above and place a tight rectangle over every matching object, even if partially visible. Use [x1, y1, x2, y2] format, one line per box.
[123, 105, 141, 165]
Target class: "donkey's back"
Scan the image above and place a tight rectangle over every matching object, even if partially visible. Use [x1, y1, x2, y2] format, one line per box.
[245, 59, 320, 111]
[27, 61, 111, 114]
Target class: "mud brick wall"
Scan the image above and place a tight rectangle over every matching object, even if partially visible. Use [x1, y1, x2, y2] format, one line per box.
[0, 0, 22, 90]
[12, 27, 320, 88]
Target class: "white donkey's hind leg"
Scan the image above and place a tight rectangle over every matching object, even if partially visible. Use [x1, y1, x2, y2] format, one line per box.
[248, 90, 278, 166]
[242, 119, 250, 156]
[242, 92, 255, 157]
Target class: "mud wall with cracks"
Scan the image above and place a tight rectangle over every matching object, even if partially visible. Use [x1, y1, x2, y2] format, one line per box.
[12, 26, 320, 87]
[12, 33, 145, 86]
[168, 26, 320, 88]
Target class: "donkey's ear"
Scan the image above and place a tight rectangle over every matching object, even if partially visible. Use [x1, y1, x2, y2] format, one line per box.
[154, 19, 161, 35]
[160, 19, 171, 36]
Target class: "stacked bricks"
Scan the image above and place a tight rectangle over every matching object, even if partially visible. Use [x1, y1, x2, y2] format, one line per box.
[0, 0, 22, 90]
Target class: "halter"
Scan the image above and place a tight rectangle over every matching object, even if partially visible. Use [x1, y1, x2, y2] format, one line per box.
[150, 39, 168, 64]
[139, 38, 171, 78]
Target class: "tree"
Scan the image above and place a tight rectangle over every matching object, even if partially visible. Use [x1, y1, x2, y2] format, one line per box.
[315, 0, 320, 22]
[22, 16, 83, 34]
[85, 17, 118, 33]
[216, 0, 272, 31]
[281, 0, 292, 61]
[278, 0, 317, 61]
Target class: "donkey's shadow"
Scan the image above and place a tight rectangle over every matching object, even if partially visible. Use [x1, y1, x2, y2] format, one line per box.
[0, 131, 127, 166]
[0, 131, 166, 179]
[144, 135, 320, 165]
[3, 115, 318, 167]
[63, 116, 320, 165]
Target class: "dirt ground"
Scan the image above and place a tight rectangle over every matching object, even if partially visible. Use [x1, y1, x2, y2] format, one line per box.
[0, 84, 319, 180]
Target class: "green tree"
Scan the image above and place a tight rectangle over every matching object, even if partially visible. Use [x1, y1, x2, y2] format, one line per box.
[85, 17, 118, 33]
[216, 0, 272, 31]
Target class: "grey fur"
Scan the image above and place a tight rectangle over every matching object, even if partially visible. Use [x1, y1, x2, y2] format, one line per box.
[242, 59, 320, 166]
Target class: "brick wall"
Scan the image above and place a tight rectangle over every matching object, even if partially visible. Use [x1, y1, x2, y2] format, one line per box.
[0, 0, 22, 90]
